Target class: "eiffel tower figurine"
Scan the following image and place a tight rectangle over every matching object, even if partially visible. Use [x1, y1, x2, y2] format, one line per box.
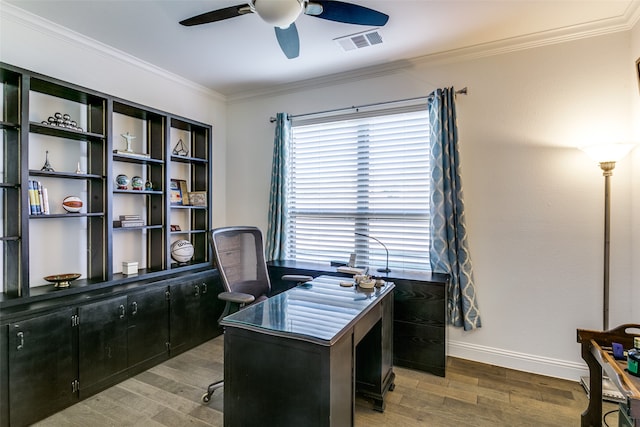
[41, 150, 54, 172]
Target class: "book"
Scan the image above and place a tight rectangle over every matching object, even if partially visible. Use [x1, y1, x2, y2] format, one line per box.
[178, 180, 189, 205]
[114, 220, 145, 228]
[113, 149, 150, 159]
[41, 186, 50, 215]
[119, 214, 142, 221]
[28, 180, 38, 215]
[169, 179, 183, 205]
[36, 181, 45, 214]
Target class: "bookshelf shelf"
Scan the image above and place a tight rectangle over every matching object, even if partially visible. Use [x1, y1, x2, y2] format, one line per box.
[1, 62, 212, 299]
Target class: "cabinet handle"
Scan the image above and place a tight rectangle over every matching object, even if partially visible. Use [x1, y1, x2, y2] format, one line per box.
[194, 284, 200, 297]
[119, 304, 125, 319]
[16, 332, 24, 351]
[202, 283, 208, 294]
[131, 301, 138, 316]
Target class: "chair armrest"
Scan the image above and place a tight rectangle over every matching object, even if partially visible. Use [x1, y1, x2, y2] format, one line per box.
[218, 291, 255, 305]
[282, 274, 313, 283]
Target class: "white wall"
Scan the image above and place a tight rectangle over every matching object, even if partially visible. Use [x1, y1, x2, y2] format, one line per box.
[631, 19, 640, 323]
[227, 31, 639, 380]
[0, 4, 228, 227]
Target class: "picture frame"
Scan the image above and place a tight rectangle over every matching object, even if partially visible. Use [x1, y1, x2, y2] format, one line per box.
[169, 179, 183, 205]
[188, 191, 207, 207]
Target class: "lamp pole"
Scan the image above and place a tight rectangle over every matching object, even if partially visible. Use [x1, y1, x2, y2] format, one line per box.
[599, 161, 615, 331]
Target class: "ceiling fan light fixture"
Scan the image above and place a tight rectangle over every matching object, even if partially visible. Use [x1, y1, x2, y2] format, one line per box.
[249, 0, 304, 28]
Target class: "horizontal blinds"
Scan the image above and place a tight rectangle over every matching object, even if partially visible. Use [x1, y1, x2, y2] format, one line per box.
[287, 109, 430, 271]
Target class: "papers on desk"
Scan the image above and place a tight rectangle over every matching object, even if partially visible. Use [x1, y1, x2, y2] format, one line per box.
[336, 266, 366, 275]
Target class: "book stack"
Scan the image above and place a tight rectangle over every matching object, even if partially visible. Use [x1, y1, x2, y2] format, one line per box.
[28, 180, 50, 215]
[113, 214, 144, 228]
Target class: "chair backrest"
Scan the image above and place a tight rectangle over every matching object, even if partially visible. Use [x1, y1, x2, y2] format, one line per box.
[209, 226, 271, 300]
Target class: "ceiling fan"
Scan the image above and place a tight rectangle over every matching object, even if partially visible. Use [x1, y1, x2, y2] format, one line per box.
[179, 0, 389, 59]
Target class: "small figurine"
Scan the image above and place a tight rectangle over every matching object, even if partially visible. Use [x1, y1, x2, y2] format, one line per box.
[144, 181, 153, 191]
[121, 132, 136, 153]
[172, 139, 189, 156]
[41, 150, 54, 172]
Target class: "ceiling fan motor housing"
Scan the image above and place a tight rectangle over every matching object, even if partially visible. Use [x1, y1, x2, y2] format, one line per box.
[250, 0, 304, 28]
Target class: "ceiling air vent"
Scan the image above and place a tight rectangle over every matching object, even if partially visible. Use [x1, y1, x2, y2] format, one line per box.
[334, 29, 383, 52]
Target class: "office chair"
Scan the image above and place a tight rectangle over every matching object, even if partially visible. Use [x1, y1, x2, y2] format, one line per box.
[202, 226, 311, 403]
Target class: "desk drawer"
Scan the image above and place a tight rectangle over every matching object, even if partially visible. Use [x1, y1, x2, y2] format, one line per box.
[354, 300, 382, 344]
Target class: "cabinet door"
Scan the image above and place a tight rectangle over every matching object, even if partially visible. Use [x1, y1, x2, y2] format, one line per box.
[8, 308, 77, 427]
[169, 279, 202, 355]
[78, 295, 128, 397]
[127, 286, 169, 371]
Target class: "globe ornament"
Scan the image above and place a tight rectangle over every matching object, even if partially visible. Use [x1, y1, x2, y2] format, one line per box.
[131, 176, 143, 190]
[116, 174, 129, 190]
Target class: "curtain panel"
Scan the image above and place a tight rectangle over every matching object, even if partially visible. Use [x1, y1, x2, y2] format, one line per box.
[266, 112, 290, 261]
[428, 88, 481, 331]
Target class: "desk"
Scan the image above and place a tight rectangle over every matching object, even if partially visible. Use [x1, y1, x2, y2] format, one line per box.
[268, 260, 449, 376]
[577, 324, 640, 427]
[220, 275, 395, 427]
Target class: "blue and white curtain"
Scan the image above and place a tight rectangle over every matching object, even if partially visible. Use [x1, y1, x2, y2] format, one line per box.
[266, 113, 290, 261]
[428, 88, 481, 331]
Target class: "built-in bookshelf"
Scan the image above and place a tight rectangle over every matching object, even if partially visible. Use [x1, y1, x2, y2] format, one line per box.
[0, 63, 212, 303]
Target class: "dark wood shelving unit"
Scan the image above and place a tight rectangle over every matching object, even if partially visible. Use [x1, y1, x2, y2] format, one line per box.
[0, 62, 217, 427]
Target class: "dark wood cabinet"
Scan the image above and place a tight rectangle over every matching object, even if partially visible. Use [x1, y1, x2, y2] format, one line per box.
[169, 271, 224, 355]
[0, 63, 216, 427]
[78, 295, 128, 398]
[7, 308, 78, 427]
[268, 260, 448, 377]
[127, 286, 170, 372]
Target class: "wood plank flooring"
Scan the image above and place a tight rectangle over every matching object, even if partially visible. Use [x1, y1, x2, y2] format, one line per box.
[34, 336, 619, 426]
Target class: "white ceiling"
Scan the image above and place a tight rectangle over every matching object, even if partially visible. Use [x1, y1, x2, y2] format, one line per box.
[5, 0, 640, 97]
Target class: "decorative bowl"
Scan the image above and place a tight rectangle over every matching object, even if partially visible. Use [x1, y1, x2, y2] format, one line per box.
[44, 273, 81, 288]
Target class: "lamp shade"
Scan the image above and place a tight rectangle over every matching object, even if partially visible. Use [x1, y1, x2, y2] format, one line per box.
[581, 143, 637, 163]
[250, 0, 303, 28]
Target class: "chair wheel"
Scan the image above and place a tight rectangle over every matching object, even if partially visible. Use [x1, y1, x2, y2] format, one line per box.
[202, 392, 211, 403]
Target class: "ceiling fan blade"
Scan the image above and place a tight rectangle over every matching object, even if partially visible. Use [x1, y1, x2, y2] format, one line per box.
[274, 24, 300, 59]
[306, 1, 389, 26]
[179, 4, 252, 26]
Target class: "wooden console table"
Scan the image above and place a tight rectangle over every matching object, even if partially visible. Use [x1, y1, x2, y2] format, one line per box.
[577, 324, 640, 427]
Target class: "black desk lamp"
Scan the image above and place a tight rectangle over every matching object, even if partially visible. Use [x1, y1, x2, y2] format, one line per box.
[355, 232, 390, 273]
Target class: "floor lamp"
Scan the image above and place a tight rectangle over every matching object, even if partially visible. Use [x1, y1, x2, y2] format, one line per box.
[580, 142, 636, 402]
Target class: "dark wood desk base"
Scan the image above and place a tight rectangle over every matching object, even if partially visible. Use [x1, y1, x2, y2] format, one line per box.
[223, 281, 395, 427]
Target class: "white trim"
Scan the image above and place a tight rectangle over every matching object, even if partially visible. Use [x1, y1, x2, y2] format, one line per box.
[448, 339, 588, 382]
[228, 0, 640, 102]
[1, 2, 226, 102]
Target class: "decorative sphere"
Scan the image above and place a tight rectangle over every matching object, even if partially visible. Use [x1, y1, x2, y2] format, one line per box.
[171, 240, 194, 263]
[116, 174, 129, 189]
[62, 196, 83, 213]
[131, 176, 143, 190]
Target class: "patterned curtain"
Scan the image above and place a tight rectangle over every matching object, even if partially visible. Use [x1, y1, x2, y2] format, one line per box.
[266, 113, 290, 261]
[428, 88, 481, 331]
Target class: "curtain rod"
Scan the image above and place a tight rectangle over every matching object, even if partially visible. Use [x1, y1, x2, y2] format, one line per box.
[269, 87, 468, 123]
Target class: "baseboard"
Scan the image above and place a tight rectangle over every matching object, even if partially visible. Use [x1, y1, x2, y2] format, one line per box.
[448, 339, 588, 381]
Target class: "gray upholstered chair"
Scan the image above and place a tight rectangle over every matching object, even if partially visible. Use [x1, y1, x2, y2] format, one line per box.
[202, 226, 311, 403]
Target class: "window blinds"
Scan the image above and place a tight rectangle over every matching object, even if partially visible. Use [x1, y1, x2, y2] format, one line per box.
[287, 108, 430, 271]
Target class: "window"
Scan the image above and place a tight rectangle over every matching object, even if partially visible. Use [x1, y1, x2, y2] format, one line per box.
[286, 107, 430, 271]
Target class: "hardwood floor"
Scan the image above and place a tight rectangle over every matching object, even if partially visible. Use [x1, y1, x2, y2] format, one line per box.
[34, 335, 618, 426]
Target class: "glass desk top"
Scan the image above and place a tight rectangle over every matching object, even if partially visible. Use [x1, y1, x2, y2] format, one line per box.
[220, 275, 394, 345]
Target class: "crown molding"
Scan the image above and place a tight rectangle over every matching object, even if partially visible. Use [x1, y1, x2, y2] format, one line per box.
[228, 0, 640, 102]
[1, 2, 227, 102]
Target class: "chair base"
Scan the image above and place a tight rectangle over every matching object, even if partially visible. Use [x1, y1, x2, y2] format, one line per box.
[202, 379, 223, 403]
